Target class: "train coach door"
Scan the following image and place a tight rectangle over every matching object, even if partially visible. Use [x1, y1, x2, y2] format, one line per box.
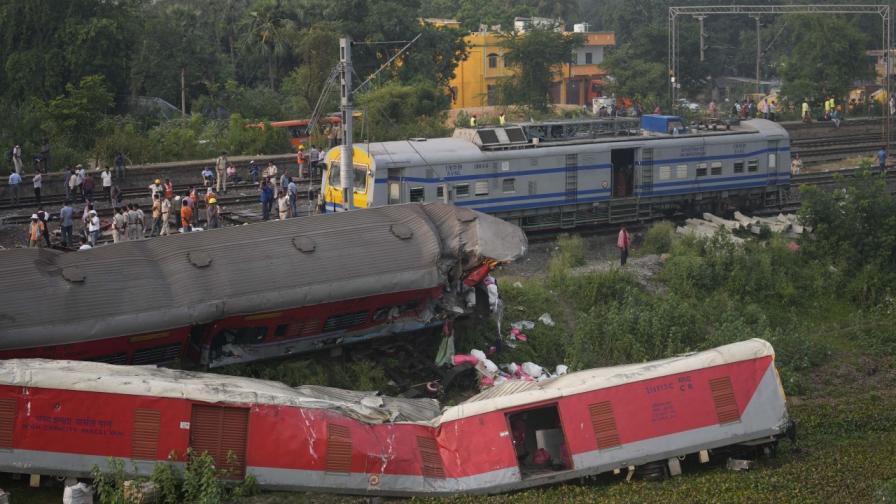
[611, 149, 635, 198]
[387, 168, 402, 204]
[507, 404, 572, 479]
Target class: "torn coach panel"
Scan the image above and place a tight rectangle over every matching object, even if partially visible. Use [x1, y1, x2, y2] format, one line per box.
[0, 339, 791, 496]
[0, 203, 527, 367]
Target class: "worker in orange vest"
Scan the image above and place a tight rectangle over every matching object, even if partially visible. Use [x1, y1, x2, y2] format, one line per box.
[28, 214, 45, 248]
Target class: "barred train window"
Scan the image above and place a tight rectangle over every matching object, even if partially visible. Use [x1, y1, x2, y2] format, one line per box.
[409, 187, 424, 202]
[502, 178, 516, 193]
[768, 154, 777, 169]
[733, 161, 745, 173]
[711, 162, 722, 176]
[675, 165, 688, 179]
[659, 166, 671, 180]
[455, 184, 470, 197]
[747, 160, 759, 172]
[474, 181, 489, 196]
[436, 185, 444, 199]
[696, 163, 708, 177]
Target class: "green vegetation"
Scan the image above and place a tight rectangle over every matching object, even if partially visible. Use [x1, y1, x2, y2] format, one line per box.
[498, 27, 584, 112]
[91, 449, 257, 504]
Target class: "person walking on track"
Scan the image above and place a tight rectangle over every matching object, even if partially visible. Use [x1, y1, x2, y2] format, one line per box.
[215, 151, 228, 194]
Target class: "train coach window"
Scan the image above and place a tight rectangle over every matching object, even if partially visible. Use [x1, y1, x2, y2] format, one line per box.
[768, 153, 777, 169]
[696, 163, 707, 177]
[734, 161, 745, 173]
[675, 165, 688, 179]
[475, 181, 489, 196]
[747, 160, 759, 172]
[711, 162, 722, 175]
[216, 327, 268, 345]
[410, 187, 425, 202]
[658, 166, 671, 180]
[455, 184, 470, 197]
[502, 178, 516, 193]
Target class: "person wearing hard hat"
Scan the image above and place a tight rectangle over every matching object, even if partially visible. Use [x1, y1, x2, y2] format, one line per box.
[206, 196, 220, 229]
[148, 178, 163, 199]
[28, 214, 45, 248]
[150, 193, 162, 237]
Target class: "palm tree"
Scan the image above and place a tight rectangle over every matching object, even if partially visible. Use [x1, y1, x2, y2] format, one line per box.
[238, 0, 296, 89]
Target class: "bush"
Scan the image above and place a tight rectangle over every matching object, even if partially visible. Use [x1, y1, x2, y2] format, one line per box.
[641, 221, 675, 254]
[547, 234, 585, 284]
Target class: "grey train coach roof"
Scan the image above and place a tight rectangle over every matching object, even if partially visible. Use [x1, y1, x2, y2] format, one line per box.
[0, 203, 527, 350]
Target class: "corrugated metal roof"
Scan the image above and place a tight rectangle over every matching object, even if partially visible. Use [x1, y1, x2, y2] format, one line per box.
[0, 203, 527, 350]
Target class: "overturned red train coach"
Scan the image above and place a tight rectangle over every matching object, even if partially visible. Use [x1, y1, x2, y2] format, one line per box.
[0, 203, 527, 368]
[0, 339, 791, 496]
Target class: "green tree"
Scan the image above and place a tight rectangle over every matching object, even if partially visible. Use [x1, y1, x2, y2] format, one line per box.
[499, 27, 583, 111]
[356, 81, 451, 141]
[281, 24, 341, 117]
[238, 0, 297, 89]
[779, 15, 874, 101]
[43, 75, 115, 151]
[601, 43, 666, 110]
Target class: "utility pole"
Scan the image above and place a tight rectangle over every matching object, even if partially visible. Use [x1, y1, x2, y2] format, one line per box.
[339, 37, 354, 211]
[180, 67, 187, 116]
[752, 15, 761, 94]
[696, 16, 707, 62]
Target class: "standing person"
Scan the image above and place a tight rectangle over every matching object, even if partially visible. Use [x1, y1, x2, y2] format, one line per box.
[148, 178, 163, 199]
[309, 145, 320, 178]
[499, 112, 506, 126]
[287, 178, 298, 217]
[617, 225, 631, 267]
[469, 114, 477, 127]
[188, 186, 198, 209]
[114, 152, 125, 181]
[82, 172, 95, 203]
[87, 210, 100, 246]
[264, 161, 278, 185]
[791, 153, 803, 176]
[11, 144, 22, 174]
[279, 170, 290, 193]
[74, 165, 85, 202]
[215, 151, 228, 194]
[32, 171, 42, 207]
[37, 209, 51, 247]
[101, 166, 113, 203]
[249, 160, 259, 185]
[296, 146, 307, 179]
[112, 207, 127, 243]
[260, 179, 273, 221]
[163, 178, 174, 201]
[63, 166, 73, 201]
[110, 184, 122, 212]
[28, 214, 45, 248]
[277, 190, 289, 220]
[180, 199, 193, 232]
[879, 146, 887, 172]
[160, 195, 172, 236]
[135, 203, 145, 239]
[126, 203, 138, 241]
[206, 196, 220, 229]
[7, 170, 21, 205]
[327, 126, 337, 149]
[149, 193, 162, 237]
[226, 164, 238, 184]
[59, 200, 74, 248]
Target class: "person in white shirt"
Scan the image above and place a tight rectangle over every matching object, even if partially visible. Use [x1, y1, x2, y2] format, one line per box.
[101, 167, 113, 203]
[78, 236, 92, 250]
[11, 144, 22, 174]
[87, 209, 100, 246]
[32, 172, 42, 207]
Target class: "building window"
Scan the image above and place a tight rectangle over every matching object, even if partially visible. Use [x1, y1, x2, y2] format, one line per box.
[585, 52, 593, 64]
[487, 53, 498, 69]
[502, 178, 516, 193]
[503, 54, 510, 67]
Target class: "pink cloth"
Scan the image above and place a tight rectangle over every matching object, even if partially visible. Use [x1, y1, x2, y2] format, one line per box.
[617, 229, 630, 250]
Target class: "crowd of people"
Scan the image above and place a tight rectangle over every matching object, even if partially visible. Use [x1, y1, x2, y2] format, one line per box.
[13, 148, 328, 250]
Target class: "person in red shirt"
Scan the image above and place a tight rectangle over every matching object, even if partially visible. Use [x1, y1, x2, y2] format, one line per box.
[617, 226, 631, 267]
[163, 179, 174, 200]
[180, 200, 193, 233]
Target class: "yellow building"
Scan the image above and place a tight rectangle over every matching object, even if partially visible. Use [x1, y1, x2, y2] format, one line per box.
[442, 24, 616, 110]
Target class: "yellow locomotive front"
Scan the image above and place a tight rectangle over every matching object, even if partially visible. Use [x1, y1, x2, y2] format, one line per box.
[322, 146, 376, 212]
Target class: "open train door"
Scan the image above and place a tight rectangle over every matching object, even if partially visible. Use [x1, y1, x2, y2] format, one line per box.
[507, 404, 572, 479]
[611, 148, 635, 197]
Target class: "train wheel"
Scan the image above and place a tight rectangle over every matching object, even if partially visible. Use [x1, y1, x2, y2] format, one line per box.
[635, 461, 668, 481]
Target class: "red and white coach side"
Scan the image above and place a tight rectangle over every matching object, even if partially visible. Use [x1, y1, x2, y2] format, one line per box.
[0, 339, 791, 496]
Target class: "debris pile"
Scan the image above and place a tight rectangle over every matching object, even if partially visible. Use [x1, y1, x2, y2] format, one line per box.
[676, 212, 807, 242]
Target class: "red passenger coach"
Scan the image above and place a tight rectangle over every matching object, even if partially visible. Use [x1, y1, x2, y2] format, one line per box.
[0, 339, 791, 496]
[0, 203, 527, 368]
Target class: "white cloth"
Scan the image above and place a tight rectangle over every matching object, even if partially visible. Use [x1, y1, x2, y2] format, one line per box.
[101, 171, 112, 187]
